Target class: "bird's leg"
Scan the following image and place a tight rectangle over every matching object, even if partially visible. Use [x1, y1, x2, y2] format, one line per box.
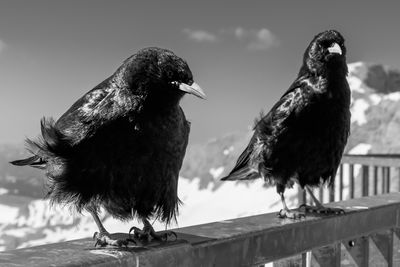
[299, 186, 344, 215]
[277, 184, 305, 219]
[88, 206, 134, 247]
[129, 218, 177, 242]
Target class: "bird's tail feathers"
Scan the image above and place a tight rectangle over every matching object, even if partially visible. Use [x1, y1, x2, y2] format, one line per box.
[221, 165, 260, 181]
[10, 155, 46, 169]
[221, 146, 260, 181]
[10, 117, 70, 168]
[33, 117, 70, 156]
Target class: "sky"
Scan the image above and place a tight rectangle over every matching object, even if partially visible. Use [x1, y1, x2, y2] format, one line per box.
[1, 0, 400, 145]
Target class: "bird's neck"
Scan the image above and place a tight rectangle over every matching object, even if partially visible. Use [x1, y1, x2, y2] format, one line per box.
[300, 58, 348, 79]
[327, 65, 348, 79]
[326, 64, 350, 102]
[144, 92, 183, 114]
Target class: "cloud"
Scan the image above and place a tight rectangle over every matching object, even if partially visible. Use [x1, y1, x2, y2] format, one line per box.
[183, 27, 279, 51]
[183, 29, 218, 43]
[0, 40, 6, 53]
[246, 28, 280, 51]
[229, 27, 279, 50]
[233, 27, 245, 39]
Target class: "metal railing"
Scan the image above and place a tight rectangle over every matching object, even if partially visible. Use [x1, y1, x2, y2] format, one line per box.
[0, 193, 399, 266]
[2, 154, 400, 266]
[300, 154, 400, 205]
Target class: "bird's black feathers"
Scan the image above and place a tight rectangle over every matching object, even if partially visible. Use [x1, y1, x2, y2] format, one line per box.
[10, 155, 45, 169]
[222, 30, 351, 190]
[220, 141, 260, 181]
[11, 47, 201, 224]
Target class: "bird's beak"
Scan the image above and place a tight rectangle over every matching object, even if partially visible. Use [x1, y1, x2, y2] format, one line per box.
[177, 82, 207, 99]
[327, 43, 342, 55]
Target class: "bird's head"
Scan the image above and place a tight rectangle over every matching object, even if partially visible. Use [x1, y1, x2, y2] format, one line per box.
[301, 30, 347, 76]
[116, 47, 206, 105]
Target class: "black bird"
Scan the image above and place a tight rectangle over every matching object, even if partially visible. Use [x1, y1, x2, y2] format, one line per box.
[221, 30, 350, 219]
[11, 47, 206, 246]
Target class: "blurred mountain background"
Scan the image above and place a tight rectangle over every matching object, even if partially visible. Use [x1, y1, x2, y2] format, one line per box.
[1, 62, 400, 250]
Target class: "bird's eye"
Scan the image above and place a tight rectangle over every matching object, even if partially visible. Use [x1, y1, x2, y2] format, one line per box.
[320, 41, 330, 48]
[170, 81, 179, 87]
[166, 70, 174, 79]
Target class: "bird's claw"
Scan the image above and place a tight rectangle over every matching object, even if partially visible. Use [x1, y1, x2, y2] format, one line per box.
[277, 209, 305, 219]
[299, 204, 345, 215]
[167, 231, 178, 241]
[93, 231, 135, 248]
[93, 232, 106, 247]
[128, 225, 177, 242]
[128, 226, 146, 241]
[153, 230, 177, 242]
[125, 238, 137, 245]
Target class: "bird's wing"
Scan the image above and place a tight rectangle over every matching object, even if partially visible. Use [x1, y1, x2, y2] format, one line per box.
[256, 84, 305, 138]
[222, 82, 306, 181]
[55, 81, 145, 145]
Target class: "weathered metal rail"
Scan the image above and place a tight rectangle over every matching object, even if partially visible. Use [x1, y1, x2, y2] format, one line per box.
[0, 193, 399, 267]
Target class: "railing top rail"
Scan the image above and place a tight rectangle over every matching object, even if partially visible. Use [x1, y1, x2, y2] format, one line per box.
[0, 193, 399, 267]
[344, 154, 400, 158]
[342, 154, 400, 167]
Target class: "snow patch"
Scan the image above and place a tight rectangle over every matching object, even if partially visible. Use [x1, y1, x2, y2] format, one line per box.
[348, 62, 365, 74]
[351, 99, 370, 125]
[368, 92, 400, 106]
[369, 94, 382, 105]
[223, 146, 234, 155]
[15, 200, 75, 228]
[0, 188, 9, 195]
[348, 143, 371, 155]
[384, 92, 400, 101]
[209, 167, 224, 179]
[347, 76, 364, 93]
[0, 204, 19, 223]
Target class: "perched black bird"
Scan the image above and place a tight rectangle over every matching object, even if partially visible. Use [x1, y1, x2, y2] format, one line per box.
[221, 30, 350, 219]
[11, 47, 206, 246]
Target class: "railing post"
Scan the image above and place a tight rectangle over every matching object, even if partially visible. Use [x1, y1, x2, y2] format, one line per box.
[394, 228, 400, 266]
[311, 243, 341, 267]
[329, 183, 335, 202]
[383, 167, 387, 194]
[398, 168, 400, 192]
[362, 165, 369, 197]
[339, 164, 344, 201]
[374, 166, 378, 195]
[386, 167, 391, 193]
[369, 230, 393, 266]
[350, 164, 355, 199]
[382, 167, 391, 194]
[319, 187, 324, 204]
